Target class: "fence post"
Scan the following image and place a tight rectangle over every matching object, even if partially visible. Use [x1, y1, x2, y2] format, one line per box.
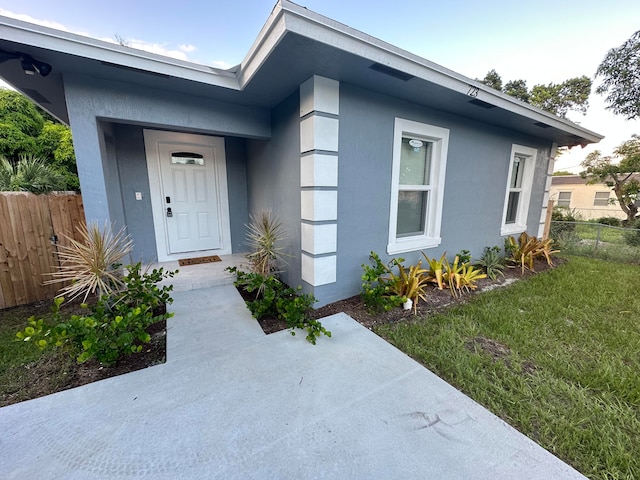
[595, 223, 601, 251]
[543, 199, 555, 240]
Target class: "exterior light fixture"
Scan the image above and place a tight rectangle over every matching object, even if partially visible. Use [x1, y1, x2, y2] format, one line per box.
[0, 49, 52, 77]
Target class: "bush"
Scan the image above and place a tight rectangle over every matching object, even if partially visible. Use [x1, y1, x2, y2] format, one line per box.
[227, 267, 330, 344]
[16, 263, 176, 365]
[623, 219, 640, 247]
[360, 252, 406, 313]
[596, 216, 622, 227]
[550, 207, 577, 241]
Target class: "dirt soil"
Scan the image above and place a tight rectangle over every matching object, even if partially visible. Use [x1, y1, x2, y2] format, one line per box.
[2, 258, 558, 407]
[1, 298, 166, 407]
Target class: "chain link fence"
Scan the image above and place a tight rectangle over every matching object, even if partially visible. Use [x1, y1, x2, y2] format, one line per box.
[550, 221, 640, 263]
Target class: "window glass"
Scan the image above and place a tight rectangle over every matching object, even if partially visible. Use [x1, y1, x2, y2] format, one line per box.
[510, 156, 524, 189]
[171, 152, 204, 165]
[557, 191, 571, 208]
[505, 192, 520, 224]
[399, 138, 431, 185]
[594, 191, 610, 206]
[397, 191, 428, 236]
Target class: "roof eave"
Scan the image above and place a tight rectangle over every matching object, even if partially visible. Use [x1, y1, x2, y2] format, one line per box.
[0, 15, 240, 90]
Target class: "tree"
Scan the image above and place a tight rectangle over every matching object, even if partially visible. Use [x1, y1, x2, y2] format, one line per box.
[37, 122, 79, 190]
[0, 89, 79, 189]
[552, 171, 574, 176]
[529, 76, 591, 117]
[478, 69, 503, 91]
[595, 30, 640, 120]
[580, 134, 640, 223]
[478, 70, 592, 118]
[503, 79, 530, 102]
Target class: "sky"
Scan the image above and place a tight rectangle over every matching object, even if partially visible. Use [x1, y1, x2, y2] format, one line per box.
[1, 0, 639, 172]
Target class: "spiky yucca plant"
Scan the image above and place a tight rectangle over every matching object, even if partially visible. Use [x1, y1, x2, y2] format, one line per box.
[46, 222, 133, 302]
[246, 210, 286, 276]
[0, 156, 66, 193]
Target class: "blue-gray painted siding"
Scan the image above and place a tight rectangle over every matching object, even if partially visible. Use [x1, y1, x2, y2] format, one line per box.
[63, 73, 270, 227]
[246, 91, 302, 291]
[112, 124, 157, 263]
[313, 83, 552, 306]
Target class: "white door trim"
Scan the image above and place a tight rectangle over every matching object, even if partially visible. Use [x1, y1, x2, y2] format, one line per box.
[143, 129, 232, 262]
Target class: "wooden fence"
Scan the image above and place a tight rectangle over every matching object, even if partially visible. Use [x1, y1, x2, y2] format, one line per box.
[0, 192, 85, 309]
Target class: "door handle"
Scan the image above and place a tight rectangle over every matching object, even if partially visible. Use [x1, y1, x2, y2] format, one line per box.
[166, 207, 173, 217]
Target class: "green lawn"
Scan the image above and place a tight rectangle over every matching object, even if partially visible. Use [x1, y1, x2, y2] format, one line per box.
[377, 256, 639, 480]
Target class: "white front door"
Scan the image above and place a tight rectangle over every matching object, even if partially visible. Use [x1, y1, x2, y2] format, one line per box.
[159, 143, 221, 253]
[144, 130, 232, 261]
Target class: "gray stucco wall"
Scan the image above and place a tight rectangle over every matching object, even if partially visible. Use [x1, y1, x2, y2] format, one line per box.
[110, 124, 250, 262]
[112, 124, 156, 263]
[223, 136, 250, 254]
[64, 73, 270, 227]
[246, 91, 302, 291]
[314, 83, 552, 305]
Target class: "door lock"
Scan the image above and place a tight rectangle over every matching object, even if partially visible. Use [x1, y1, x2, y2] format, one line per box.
[166, 207, 173, 218]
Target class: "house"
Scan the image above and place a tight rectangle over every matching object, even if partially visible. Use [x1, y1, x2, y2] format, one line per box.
[0, 1, 602, 306]
[550, 175, 631, 220]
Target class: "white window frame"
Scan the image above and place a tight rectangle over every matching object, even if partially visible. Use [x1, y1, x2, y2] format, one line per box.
[557, 191, 572, 209]
[500, 144, 537, 236]
[387, 118, 449, 255]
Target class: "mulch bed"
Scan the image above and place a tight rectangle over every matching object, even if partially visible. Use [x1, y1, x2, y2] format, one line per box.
[243, 258, 560, 333]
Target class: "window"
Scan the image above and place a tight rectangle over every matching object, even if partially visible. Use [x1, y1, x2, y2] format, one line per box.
[171, 152, 204, 165]
[557, 191, 571, 208]
[594, 191, 610, 206]
[388, 118, 449, 254]
[501, 144, 537, 236]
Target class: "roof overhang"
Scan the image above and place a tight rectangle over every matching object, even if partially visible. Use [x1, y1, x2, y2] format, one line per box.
[0, 0, 603, 147]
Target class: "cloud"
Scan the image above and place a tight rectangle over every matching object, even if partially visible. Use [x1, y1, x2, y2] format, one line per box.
[0, 9, 71, 32]
[179, 44, 196, 53]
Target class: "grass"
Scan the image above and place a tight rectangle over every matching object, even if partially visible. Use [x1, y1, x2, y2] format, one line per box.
[377, 256, 640, 480]
[552, 222, 640, 264]
[0, 303, 75, 405]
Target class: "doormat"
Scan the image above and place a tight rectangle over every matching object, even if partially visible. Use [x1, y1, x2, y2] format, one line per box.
[178, 255, 222, 266]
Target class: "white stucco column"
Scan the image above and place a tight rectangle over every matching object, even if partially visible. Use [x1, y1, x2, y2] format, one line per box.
[299, 76, 339, 286]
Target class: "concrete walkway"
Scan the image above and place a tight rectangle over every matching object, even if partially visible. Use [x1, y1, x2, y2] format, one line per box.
[0, 285, 586, 479]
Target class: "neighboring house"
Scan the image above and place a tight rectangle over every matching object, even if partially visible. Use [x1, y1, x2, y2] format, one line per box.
[0, 1, 602, 306]
[550, 175, 631, 220]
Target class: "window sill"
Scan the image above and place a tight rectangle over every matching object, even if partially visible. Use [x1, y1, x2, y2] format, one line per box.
[500, 224, 526, 237]
[387, 236, 441, 255]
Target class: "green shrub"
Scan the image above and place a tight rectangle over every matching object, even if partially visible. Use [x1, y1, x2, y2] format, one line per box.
[360, 252, 406, 313]
[475, 246, 506, 280]
[623, 219, 640, 247]
[550, 207, 578, 241]
[227, 267, 330, 344]
[455, 249, 472, 264]
[16, 263, 175, 365]
[596, 216, 622, 227]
